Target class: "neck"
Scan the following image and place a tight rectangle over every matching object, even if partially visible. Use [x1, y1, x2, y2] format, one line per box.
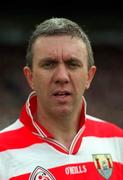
[36, 106, 82, 149]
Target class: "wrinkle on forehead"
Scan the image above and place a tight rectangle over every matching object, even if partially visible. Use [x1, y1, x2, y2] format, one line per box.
[32, 36, 88, 62]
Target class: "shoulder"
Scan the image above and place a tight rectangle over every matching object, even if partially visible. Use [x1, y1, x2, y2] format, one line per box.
[85, 114, 123, 137]
[0, 119, 24, 134]
[0, 119, 24, 151]
[0, 119, 43, 152]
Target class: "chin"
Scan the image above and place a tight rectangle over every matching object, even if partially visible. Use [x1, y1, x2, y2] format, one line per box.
[54, 107, 72, 116]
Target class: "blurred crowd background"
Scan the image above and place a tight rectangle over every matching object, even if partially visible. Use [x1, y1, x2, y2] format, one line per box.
[0, 3, 123, 130]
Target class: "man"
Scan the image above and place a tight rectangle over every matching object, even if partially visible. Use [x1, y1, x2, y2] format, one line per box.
[0, 17, 123, 179]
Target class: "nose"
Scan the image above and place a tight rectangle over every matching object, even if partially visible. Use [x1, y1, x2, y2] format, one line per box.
[54, 64, 70, 84]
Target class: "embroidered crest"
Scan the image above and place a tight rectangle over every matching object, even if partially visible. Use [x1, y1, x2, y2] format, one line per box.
[29, 166, 56, 180]
[92, 154, 113, 179]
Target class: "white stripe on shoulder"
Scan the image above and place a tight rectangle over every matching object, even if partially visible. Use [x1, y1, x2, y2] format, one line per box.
[86, 114, 106, 123]
[0, 119, 24, 133]
[80, 136, 123, 163]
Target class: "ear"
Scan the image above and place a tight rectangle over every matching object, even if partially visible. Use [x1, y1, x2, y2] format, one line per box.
[85, 66, 96, 89]
[23, 66, 34, 90]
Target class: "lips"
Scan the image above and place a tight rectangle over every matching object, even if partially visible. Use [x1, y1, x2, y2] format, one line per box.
[53, 90, 71, 96]
[53, 91, 71, 96]
[51, 90, 72, 104]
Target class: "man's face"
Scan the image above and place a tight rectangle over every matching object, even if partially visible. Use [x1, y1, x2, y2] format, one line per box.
[24, 36, 96, 117]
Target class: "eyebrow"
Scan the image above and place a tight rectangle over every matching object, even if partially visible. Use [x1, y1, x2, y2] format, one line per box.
[66, 57, 82, 62]
[38, 57, 57, 64]
[39, 57, 82, 62]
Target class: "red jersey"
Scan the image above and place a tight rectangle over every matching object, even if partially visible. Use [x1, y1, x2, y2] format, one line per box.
[0, 92, 123, 179]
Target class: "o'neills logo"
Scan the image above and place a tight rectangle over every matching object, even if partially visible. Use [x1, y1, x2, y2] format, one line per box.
[92, 154, 113, 179]
[65, 165, 87, 175]
[29, 166, 56, 180]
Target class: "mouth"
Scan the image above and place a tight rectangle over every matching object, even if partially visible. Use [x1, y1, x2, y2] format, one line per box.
[50, 90, 72, 112]
[53, 90, 71, 97]
[51, 90, 72, 103]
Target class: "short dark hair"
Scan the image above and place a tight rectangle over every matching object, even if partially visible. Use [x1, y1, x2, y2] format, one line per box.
[26, 17, 94, 69]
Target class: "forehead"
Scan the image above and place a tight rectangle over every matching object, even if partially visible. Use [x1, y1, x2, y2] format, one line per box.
[32, 36, 87, 59]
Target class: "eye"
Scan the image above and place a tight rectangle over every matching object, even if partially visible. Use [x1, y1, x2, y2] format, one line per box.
[41, 60, 57, 69]
[66, 59, 82, 69]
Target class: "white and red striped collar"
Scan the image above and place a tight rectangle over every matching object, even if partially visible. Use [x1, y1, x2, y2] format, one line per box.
[20, 91, 86, 142]
[19, 91, 87, 154]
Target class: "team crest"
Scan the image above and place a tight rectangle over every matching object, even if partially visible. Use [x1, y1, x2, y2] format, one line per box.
[29, 166, 56, 180]
[92, 154, 113, 179]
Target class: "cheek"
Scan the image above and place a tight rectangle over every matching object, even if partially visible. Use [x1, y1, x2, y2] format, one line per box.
[79, 80, 87, 92]
[33, 73, 50, 92]
[73, 72, 88, 90]
[33, 73, 42, 89]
